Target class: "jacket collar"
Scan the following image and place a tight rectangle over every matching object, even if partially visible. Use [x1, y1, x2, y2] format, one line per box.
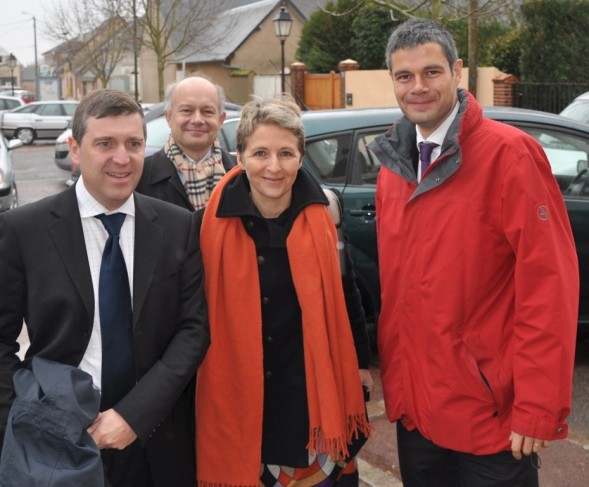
[216, 167, 328, 219]
[368, 89, 482, 198]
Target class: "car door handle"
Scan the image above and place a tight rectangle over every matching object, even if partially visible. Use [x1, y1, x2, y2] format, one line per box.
[349, 205, 376, 220]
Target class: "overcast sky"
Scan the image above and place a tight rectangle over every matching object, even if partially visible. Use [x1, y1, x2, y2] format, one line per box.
[0, 0, 63, 66]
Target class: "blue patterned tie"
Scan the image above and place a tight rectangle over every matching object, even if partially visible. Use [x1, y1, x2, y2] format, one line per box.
[95, 213, 135, 410]
[419, 141, 439, 177]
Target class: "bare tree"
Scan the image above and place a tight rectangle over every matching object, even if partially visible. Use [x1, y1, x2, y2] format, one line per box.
[44, 0, 132, 89]
[132, 0, 236, 100]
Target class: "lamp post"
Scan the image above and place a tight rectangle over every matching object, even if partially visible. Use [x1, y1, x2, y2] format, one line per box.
[132, 0, 139, 101]
[7, 54, 17, 96]
[273, 5, 293, 94]
[21, 12, 39, 99]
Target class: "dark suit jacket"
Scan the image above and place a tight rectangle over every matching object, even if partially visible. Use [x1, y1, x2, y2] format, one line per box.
[0, 188, 210, 487]
[136, 148, 236, 212]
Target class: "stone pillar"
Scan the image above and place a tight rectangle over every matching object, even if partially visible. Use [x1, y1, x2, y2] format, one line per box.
[338, 59, 360, 108]
[290, 62, 306, 109]
[493, 74, 519, 107]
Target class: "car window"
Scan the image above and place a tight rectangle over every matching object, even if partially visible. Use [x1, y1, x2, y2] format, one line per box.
[513, 125, 589, 197]
[305, 133, 353, 185]
[6, 99, 20, 110]
[13, 104, 38, 114]
[39, 104, 64, 116]
[353, 132, 382, 185]
[305, 129, 385, 187]
[220, 118, 238, 155]
[63, 104, 78, 116]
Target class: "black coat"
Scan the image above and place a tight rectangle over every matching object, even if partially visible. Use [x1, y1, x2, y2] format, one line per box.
[213, 169, 370, 467]
[0, 190, 210, 487]
[136, 148, 236, 211]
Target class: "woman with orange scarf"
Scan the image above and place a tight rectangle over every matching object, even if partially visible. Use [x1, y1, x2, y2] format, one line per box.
[196, 94, 373, 487]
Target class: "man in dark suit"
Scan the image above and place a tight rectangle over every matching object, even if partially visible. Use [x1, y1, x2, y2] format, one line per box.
[0, 89, 209, 487]
[136, 74, 235, 211]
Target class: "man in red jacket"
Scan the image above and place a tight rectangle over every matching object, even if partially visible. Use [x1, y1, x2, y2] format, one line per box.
[368, 18, 579, 486]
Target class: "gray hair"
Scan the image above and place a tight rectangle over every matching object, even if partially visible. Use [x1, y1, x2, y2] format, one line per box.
[72, 88, 145, 143]
[236, 94, 305, 157]
[385, 18, 458, 72]
[164, 73, 226, 114]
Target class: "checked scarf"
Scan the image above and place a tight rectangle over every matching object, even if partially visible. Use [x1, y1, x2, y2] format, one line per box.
[164, 135, 226, 210]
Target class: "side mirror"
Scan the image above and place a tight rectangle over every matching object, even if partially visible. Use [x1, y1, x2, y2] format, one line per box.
[8, 139, 23, 150]
[578, 159, 588, 173]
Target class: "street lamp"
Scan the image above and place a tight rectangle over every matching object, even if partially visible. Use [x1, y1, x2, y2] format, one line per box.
[273, 5, 293, 94]
[21, 12, 39, 99]
[7, 54, 17, 96]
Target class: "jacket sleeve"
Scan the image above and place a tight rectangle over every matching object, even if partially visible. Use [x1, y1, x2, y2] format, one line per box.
[0, 213, 26, 453]
[339, 225, 371, 369]
[114, 210, 210, 443]
[501, 136, 578, 440]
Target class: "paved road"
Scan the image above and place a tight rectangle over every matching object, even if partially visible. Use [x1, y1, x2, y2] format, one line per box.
[11, 143, 589, 486]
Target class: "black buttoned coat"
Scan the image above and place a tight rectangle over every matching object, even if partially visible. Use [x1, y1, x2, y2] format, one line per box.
[211, 169, 370, 467]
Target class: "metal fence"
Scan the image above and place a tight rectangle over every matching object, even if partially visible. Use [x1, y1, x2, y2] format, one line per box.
[513, 83, 589, 114]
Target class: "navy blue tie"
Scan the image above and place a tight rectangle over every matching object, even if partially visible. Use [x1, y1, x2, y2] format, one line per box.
[419, 141, 439, 177]
[96, 213, 135, 410]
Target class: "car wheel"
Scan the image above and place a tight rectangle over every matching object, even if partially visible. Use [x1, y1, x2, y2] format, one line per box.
[16, 128, 35, 145]
[9, 182, 18, 209]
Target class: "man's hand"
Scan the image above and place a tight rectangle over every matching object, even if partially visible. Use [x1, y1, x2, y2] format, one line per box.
[87, 409, 137, 450]
[510, 431, 550, 460]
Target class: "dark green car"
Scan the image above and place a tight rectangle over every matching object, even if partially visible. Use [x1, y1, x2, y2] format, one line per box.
[221, 106, 589, 341]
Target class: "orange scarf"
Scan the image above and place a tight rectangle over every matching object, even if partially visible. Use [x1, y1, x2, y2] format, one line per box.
[196, 167, 371, 487]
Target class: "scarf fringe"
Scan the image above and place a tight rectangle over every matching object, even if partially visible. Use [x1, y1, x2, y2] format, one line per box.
[307, 413, 373, 459]
[198, 482, 258, 487]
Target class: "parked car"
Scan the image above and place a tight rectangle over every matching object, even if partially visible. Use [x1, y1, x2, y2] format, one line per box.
[0, 95, 25, 115]
[55, 102, 241, 183]
[219, 106, 589, 342]
[560, 92, 589, 124]
[0, 89, 36, 104]
[1, 100, 79, 145]
[0, 134, 23, 211]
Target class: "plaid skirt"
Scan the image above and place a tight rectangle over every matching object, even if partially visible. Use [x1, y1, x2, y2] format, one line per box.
[259, 454, 357, 487]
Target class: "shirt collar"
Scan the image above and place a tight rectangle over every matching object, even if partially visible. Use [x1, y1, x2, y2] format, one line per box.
[185, 148, 213, 164]
[76, 174, 136, 218]
[416, 101, 460, 147]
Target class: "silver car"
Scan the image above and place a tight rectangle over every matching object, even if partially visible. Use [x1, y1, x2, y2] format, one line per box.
[0, 134, 23, 211]
[561, 92, 589, 124]
[0, 96, 25, 115]
[1, 101, 79, 145]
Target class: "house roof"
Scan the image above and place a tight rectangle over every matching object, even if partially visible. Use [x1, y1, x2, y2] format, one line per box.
[222, 0, 328, 19]
[171, 0, 326, 64]
[174, 0, 283, 64]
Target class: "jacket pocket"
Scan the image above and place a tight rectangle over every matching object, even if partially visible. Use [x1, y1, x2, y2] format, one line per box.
[462, 335, 513, 416]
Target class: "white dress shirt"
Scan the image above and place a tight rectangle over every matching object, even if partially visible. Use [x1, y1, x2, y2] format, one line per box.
[76, 176, 135, 392]
[416, 101, 460, 182]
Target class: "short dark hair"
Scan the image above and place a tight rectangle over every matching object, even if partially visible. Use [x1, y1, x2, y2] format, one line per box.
[385, 18, 459, 72]
[72, 89, 145, 143]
